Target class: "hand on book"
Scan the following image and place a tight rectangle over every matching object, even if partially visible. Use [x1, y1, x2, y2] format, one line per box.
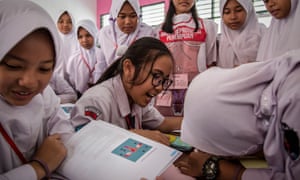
[131, 129, 170, 146]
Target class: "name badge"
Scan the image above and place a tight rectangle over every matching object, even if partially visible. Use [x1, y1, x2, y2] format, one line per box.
[155, 90, 172, 107]
[169, 74, 188, 89]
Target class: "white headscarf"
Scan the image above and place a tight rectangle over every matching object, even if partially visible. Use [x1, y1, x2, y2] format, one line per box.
[218, 0, 266, 68]
[256, 0, 300, 61]
[55, 10, 79, 71]
[97, 0, 154, 66]
[0, 0, 60, 68]
[75, 19, 98, 68]
[182, 49, 300, 158]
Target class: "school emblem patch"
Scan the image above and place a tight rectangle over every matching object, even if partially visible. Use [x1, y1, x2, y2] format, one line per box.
[84, 106, 101, 120]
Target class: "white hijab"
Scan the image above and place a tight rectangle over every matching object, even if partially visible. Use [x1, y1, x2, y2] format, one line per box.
[218, 0, 266, 68]
[256, 0, 300, 61]
[56, 10, 77, 42]
[56, 10, 79, 60]
[97, 0, 154, 65]
[182, 49, 300, 159]
[75, 19, 98, 67]
[0, 0, 60, 68]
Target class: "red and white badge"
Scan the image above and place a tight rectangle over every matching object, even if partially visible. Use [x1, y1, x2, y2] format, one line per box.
[84, 106, 101, 120]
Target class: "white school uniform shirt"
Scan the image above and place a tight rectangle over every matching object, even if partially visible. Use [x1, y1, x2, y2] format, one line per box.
[65, 19, 99, 94]
[256, 0, 300, 61]
[96, 0, 155, 71]
[0, 87, 74, 180]
[218, 0, 266, 68]
[71, 75, 164, 130]
[182, 49, 300, 180]
[0, 1, 74, 179]
[49, 73, 77, 104]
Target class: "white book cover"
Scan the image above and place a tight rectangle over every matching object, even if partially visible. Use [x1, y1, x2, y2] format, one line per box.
[58, 120, 182, 180]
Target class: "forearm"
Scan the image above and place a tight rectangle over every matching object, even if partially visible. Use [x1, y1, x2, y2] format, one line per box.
[0, 165, 37, 180]
[157, 117, 182, 133]
[217, 160, 245, 180]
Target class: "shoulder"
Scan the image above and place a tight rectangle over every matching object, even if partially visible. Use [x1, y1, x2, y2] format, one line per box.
[82, 81, 115, 101]
[98, 25, 113, 37]
[201, 19, 218, 27]
[139, 23, 155, 36]
[40, 86, 61, 114]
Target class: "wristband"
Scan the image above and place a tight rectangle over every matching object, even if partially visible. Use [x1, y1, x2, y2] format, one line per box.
[31, 158, 51, 179]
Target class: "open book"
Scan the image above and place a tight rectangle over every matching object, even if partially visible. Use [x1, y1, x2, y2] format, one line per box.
[58, 120, 182, 180]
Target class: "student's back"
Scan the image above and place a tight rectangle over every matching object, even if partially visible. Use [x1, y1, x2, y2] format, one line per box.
[217, 0, 266, 68]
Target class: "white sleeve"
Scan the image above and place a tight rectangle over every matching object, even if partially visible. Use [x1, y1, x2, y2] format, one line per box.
[41, 86, 74, 142]
[0, 165, 36, 180]
[93, 48, 107, 84]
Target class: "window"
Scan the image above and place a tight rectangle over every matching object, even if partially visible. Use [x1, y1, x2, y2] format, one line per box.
[100, 14, 110, 28]
[195, 0, 270, 28]
[141, 3, 165, 27]
[196, 0, 220, 19]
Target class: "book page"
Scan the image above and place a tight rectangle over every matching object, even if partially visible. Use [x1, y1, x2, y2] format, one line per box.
[58, 120, 182, 180]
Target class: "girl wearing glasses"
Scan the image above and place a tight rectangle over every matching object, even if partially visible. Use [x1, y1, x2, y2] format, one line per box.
[70, 37, 194, 179]
[256, 0, 299, 61]
[71, 37, 179, 145]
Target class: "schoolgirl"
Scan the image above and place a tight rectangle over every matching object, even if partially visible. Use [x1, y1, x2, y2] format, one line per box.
[55, 10, 80, 76]
[96, 0, 155, 73]
[65, 19, 100, 96]
[0, 0, 74, 179]
[256, 0, 300, 60]
[217, 0, 266, 68]
[71, 37, 195, 180]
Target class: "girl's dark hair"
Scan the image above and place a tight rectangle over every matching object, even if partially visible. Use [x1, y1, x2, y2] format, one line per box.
[162, 1, 199, 33]
[95, 37, 174, 85]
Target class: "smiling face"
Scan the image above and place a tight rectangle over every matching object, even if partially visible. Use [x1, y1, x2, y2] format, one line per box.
[263, 0, 291, 19]
[123, 55, 173, 107]
[117, 2, 138, 34]
[78, 27, 94, 50]
[0, 29, 55, 106]
[172, 0, 195, 14]
[222, 0, 247, 30]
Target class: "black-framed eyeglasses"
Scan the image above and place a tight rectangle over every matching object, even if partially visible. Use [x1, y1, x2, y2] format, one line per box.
[151, 72, 173, 90]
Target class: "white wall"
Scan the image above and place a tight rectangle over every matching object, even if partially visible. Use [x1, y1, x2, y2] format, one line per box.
[30, 0, 97, 26]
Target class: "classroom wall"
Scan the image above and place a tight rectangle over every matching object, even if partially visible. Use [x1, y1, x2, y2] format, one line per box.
[30, 0, 97, 28]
